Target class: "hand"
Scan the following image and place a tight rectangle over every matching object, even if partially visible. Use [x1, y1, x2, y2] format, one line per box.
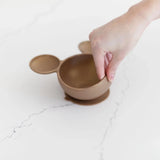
[89, 3, 151, 82]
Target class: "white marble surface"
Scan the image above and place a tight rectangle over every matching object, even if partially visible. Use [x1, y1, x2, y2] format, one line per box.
[0, 0, 160, 159]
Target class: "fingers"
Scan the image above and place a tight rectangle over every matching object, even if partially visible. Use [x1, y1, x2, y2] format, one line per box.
[106, 53, 122, 82]
[89, 30, 107, 79]
[106, 52, 112, 61]
[92, 46, 123, 82]
[92, 48, 105, 80]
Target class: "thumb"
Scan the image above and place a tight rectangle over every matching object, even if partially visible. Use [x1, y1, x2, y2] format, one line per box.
[106, 55, 122, 82]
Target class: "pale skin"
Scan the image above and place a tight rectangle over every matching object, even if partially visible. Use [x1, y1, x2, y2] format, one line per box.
[89, 0, 160, 82]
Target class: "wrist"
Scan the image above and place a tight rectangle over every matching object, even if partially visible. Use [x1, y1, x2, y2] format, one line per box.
[125, 4, 150, 34]
[128, 0, 160, 23]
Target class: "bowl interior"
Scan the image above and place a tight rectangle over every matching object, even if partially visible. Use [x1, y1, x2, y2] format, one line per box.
[59, 54, 100, 88]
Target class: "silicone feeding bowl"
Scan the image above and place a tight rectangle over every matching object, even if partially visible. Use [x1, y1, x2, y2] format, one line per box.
[78, 41, 91, 53]
[29, 53, 111, 100]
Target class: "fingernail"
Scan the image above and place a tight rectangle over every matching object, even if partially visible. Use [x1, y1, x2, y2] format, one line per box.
[107, 52, 112, 61]
[109, 73, 115, 82]
[100, 75, 104, 80]
[99, 72, 105, 80]
[104, 55, 109, 68]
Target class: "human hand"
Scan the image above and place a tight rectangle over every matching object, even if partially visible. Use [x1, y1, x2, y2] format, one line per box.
[89, 2, 153, 82]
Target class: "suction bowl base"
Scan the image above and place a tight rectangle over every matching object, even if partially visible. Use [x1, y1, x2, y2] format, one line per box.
[64, 89, 110, 105]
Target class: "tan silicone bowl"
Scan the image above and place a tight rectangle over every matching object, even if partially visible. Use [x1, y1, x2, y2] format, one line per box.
[29, 53, 111, 100]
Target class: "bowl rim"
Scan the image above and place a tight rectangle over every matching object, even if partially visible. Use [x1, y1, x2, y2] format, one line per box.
[57, 53, 110, 90]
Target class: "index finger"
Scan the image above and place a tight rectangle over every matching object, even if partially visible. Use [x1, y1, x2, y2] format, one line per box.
[92, 48, 106, 80]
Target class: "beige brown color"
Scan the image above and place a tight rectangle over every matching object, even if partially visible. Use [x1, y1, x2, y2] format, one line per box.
[65, 89, 110, 105]
[30, 54, 111, 100]
[78, 41, 91, 53]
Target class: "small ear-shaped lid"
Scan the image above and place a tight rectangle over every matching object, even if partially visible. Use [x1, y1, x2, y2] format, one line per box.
[29, 55, 60, 74]
[78, 41, 91, 53]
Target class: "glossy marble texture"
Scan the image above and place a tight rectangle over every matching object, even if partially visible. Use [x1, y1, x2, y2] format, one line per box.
[0, 0, 160, 159]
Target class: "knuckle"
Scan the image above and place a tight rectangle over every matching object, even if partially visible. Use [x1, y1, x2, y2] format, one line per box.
[91, 37, 101, 49]
[89, 29, 95, 40]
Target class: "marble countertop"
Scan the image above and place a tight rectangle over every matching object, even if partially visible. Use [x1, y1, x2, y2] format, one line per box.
[0, 0, 160, 159]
